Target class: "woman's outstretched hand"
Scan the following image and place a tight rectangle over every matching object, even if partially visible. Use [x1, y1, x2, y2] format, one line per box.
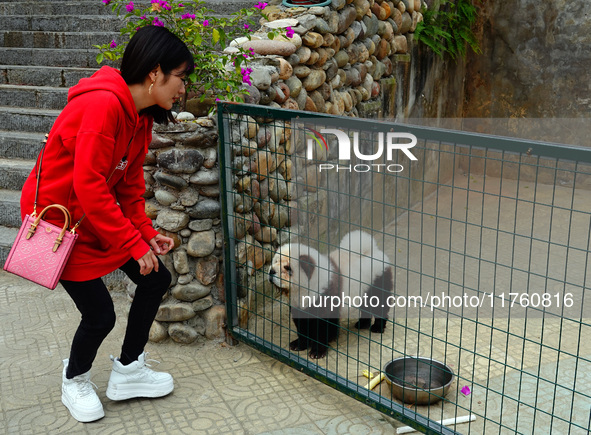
[137, 234, 174, 276]
[149, 234, 175, 255]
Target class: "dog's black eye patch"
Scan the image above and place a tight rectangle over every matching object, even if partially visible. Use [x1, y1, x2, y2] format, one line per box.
[298, 254, 316, 280]
[284, 265, 292, 274]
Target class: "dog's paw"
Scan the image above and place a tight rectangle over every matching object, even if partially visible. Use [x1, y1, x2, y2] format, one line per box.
[370, 319, 387, 333]
[290, 338, 309, 351]
[355, 318, 372, 330]
[308, 346, 328, 359]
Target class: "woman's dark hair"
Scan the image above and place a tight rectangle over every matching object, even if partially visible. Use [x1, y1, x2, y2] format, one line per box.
[121, 26, 194, 124]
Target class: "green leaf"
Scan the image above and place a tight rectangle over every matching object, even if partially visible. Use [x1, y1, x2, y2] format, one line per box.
[96, 53, 104, 64]
[414, 0, 480, 60]
[212, 28, 220, 44]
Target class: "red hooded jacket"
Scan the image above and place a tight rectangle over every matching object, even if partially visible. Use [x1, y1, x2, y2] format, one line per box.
[20, 66, 159, 281]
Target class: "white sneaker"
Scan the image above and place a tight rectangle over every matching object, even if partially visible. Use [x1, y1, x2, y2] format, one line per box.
[106, 352, 174, 401]
[61, 359, 104, 423]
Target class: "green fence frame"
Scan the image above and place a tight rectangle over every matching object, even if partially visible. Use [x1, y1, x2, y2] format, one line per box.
[218, 102, 591, 434]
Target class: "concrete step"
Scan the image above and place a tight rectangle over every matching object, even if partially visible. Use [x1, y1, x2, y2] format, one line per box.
[0, 225, 19, 267]
[0, 30, 118, 49]
[0, 157, 34, 190]
[0, 1, 115, 15]
[0, 130, 45, 159]
[0, 47, 117, 68]
[0, 189, 21, 228]
[201, 0, 261, 15]
[1, 65, 97, 87]
[1, 15, 125, 33]
[0, 84, 67, 109]
[0, 0, 212, 16]
[0, 106, 59, 134]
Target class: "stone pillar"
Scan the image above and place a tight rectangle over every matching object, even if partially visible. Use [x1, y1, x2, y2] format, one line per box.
[143, 117, 226, 344]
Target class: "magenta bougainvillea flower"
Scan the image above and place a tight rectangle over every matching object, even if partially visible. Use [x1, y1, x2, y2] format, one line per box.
[241, 67, 253, 86]
[181, 13, 196, 19]
[254, 2, 268, 9]
[244, 23, 249, 30]
[109, 39, 117, 48]
[125, 1, 134, 12]
[102, 0, 111, 4]
[150, 0, 171, 10]
[285, 26, 294, 38]
[203, 19, 210, 26]
[461, 386, 471, 396]
[152, 16, 165, 26]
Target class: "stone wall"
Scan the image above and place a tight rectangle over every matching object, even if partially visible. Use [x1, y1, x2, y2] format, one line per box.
[229, 0, 425, 118]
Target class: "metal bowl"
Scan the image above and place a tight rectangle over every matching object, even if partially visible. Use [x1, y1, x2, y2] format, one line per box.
[384, 357, 454, 405]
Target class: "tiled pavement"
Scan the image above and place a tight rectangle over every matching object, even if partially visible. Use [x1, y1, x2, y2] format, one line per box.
[0, 270, 401, 435]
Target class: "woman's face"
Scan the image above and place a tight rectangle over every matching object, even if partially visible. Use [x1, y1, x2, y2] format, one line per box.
[152, 65, 187, 110]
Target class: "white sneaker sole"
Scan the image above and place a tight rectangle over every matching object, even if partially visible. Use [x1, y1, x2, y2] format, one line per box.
[61, 393, 105, 423]
[106, 378, 174, 401]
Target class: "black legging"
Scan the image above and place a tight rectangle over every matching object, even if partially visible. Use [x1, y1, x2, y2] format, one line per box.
[60, 257, 171, 379]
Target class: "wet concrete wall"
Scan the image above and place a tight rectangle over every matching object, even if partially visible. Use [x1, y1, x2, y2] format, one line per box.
[463, 0, 591, 119]
[396, 41, 466, 120]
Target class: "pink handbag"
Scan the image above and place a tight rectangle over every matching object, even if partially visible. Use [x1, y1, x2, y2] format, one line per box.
[3, 135, 84, 289]
[4, 204, 78, 289]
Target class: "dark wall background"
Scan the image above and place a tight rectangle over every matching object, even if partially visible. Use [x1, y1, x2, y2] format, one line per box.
[463, 0, 591, 118]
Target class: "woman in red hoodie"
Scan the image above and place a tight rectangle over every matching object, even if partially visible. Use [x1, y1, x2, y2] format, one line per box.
[20, 26, 194, 423]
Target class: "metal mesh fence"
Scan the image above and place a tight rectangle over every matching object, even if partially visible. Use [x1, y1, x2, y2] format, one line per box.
[218, 103, 591, 434]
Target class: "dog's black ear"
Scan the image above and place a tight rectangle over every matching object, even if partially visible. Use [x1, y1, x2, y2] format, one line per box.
[299, 254, 316, 280]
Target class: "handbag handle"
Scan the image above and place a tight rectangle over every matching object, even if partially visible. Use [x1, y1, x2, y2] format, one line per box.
[31, 133, 49, 218]
[26, 204, 72, 253]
